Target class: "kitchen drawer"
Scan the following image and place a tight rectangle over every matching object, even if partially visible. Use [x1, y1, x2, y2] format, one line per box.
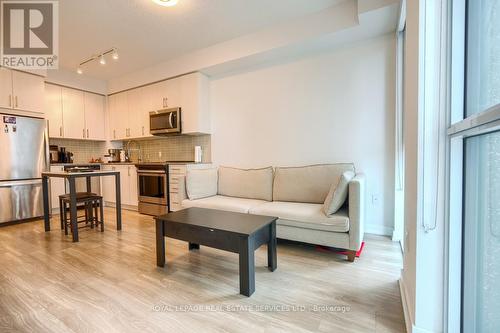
[169, 165, 186, 174]
[169, 174, 184, 183]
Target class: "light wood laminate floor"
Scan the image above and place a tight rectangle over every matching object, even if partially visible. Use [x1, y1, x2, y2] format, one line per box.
[0, 208, 405, 333]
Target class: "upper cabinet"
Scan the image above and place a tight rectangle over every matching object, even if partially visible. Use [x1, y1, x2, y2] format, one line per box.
[45, 83, 105, 140]
[0, 67, 44, 114]
[108, 92, 130, 140]
[179, 73, 210, 135]
[62, 87, 85, 139]
[83, 92, 106, 140]
[44, 84, 63, 138]
[108, 72, 210, 140]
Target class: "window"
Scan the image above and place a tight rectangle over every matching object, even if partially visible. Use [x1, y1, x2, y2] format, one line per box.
[448, 0, 500, 332]
[465, 0, 500, 116]
[462, 131, 500, 332]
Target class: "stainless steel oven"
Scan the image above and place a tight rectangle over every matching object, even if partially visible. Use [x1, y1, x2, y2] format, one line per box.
[136, 163, 169, 216]
[150, 107, 181, 135]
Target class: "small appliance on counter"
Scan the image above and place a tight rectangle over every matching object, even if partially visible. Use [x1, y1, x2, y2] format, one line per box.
[105, 149, 121, 163]
[58, 147, 74, 163]
[49, 145, 59, 163]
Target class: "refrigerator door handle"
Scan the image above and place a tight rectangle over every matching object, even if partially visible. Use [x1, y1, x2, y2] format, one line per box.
[44, 121, 50, 171]
[0, 179, 42, 188]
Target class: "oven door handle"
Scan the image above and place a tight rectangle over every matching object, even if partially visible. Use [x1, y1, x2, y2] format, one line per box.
[137, 170, 166, 175]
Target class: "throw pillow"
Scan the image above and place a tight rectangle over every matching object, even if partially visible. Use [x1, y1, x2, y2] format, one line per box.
[323, 171, 355, 216]
[186, 168, 218, 200]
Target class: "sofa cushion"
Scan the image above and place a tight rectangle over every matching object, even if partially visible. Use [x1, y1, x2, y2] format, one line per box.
[218, 166, 273, 201]
[323, 171, 355, 215]
[249, 201, 349, 232]
[182, 195, 268, 214]
[186, 168, 218, 200]
[273, 164, 355, 204]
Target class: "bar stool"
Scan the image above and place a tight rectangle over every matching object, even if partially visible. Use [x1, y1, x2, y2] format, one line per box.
[59, 192, 104, 235]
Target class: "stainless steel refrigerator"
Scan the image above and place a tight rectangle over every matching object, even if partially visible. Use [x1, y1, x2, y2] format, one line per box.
[0, 113, 49, 225]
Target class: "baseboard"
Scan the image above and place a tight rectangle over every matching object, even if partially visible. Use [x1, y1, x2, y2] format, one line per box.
[104, 202, 138, 211]
[365, 223, 394, 236]
[399, 277, 413, 333]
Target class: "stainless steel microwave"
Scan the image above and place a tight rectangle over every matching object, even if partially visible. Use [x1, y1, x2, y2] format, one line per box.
[150, 107, 181, 135]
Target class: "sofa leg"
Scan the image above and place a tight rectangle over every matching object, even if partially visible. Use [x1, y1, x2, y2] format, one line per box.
[346, 250, 356, 262]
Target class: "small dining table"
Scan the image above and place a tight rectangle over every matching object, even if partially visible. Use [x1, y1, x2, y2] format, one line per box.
[41, 170, 122, 242]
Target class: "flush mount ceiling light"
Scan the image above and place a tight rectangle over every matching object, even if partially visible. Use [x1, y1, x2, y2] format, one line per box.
[152, 0, 178, 7]
[76, 48, 118, 74]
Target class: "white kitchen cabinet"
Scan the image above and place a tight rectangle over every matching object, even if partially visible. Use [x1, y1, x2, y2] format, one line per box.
[101, 165, 117, 204]
[11, 71, 44, 113]
[84, 92, 105, 140]
[179, 72, 210, 134]
[127, 166, 138, 206]
[0, 67, 44, 113]
[127, 87, 150, 139]
[101, 164, 137, 208]
[50, 165, 66, 211]
[107, 72, 209, 140]
[45, 84, 105, 141]
[44, 84, 64, 138]
[0, 67, 13, 109]
[62, 87, 85, 139]
[108, 92, 129, 140]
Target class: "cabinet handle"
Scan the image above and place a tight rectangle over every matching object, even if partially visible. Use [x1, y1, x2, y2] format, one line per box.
[8, 95, 12, 107]
[128, 167, 130, 176]
[142, 126, 144, 136]
[14, 96, 18, 108]
[165, 97, 168, 108]
[83, 129, 85, 138]
[113, 130, 116, 139]
[59, 126, 62, 137]
[87, 129, 89, 138]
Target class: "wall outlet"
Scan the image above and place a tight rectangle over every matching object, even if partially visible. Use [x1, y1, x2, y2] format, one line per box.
[158, 151, 162, 159]
[371, 194, 379, 206]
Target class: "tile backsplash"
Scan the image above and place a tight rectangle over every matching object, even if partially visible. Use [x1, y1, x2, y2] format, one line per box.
[50, 139, 107, 164]
[127, 135, 211, 163]
[50, 135, 211, 164]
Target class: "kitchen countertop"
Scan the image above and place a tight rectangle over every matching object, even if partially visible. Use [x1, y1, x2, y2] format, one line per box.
[50, 161, 211, 166]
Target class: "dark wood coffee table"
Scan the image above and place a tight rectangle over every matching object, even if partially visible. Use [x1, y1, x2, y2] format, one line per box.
[155, 207, 277, 296]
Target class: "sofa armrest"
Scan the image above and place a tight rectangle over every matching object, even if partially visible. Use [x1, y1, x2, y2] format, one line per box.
[178, 175, 188, 203]
[348, 173, 365, 251]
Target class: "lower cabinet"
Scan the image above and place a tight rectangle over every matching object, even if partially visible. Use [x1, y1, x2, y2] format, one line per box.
[50, 166, 66, 211]
[102, 165, 138, 208]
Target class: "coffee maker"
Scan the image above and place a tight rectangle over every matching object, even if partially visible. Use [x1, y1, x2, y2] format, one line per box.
[58, 147, 74, 163]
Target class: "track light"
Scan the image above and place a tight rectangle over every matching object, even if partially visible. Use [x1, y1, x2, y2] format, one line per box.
[77, 48, 118, 73]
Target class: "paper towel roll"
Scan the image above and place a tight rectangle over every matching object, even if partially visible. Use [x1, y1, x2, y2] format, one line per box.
[194, 146, 202, 163]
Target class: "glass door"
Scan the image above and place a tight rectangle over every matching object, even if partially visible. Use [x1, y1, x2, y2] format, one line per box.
[462, 132, 500, 331]
[448, 0, 500, 331]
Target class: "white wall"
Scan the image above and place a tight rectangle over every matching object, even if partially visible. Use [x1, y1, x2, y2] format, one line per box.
[210, 34, 396, 234]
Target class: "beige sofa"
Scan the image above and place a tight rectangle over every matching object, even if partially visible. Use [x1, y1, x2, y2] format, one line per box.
[178, 164, 365, 262]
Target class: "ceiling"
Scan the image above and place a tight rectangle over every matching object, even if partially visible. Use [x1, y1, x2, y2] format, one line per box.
[59, 0, 344, 80]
